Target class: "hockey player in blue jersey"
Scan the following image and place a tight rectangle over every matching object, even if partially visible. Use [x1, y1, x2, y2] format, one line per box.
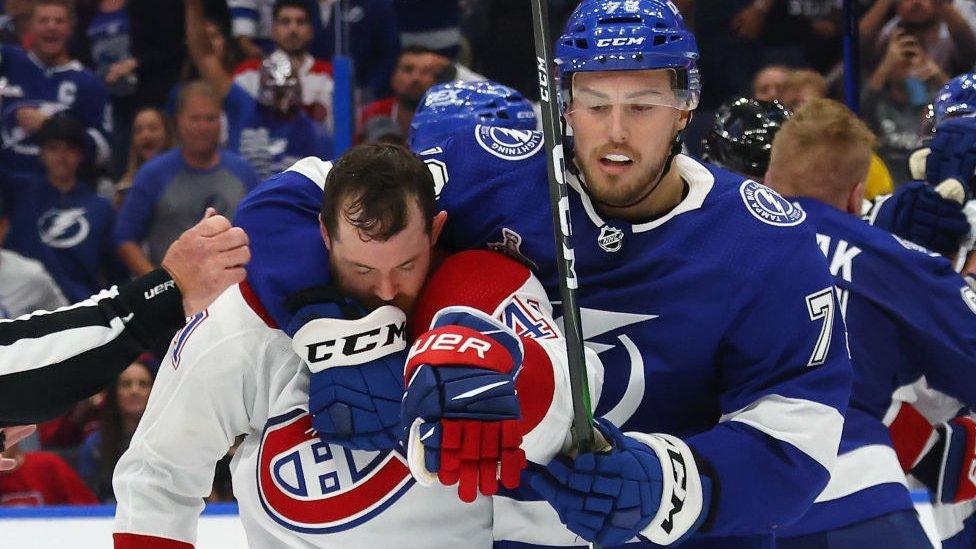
[184, 0, 331, 179]
[0, 0, 112, 180]
[751, 97, 976, 548]
[231, 3, 853, 548]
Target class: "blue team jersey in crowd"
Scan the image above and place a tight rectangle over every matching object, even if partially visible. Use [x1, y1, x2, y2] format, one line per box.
[774, 197, 976, 538]
[224, 84, 332, 180]
[0, 45, 112, 177]
[86, 7, 132, 88]
[234, 125, 854, 548]
[4, 177, 122, 302]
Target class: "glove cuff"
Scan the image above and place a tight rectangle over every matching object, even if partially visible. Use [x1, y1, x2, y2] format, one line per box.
[292, 305, 407, 372]
[406, 418, 439, 487]
[628, 431, 707, 546]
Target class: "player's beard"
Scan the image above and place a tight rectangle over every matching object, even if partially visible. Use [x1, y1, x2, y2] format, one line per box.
[578, 144, 667, 210]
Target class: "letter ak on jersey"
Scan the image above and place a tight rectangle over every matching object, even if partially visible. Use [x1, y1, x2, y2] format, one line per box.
[257, 409, 413, 533]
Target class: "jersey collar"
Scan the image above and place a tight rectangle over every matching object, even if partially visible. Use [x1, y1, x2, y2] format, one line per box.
[568, 154, 714, 233]
[28, 51, 83, 74]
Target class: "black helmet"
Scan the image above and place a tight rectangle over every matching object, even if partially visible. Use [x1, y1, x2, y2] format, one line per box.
[702, 97, 791, 179]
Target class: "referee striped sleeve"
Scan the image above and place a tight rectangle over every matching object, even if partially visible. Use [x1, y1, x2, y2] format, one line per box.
[0, 269, 186, 425]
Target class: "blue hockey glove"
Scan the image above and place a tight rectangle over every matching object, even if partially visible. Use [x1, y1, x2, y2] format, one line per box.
[526, 418, 710, 547]
[868, 180, 969, 256]
[926, 116, 976, 196]
[285, 287, 407, 451]
[401, 306, 527, 503]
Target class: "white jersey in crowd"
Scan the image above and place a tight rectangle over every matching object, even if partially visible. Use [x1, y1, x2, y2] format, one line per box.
[0, 249, 67, 319]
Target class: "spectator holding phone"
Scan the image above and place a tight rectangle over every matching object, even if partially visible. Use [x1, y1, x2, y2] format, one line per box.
[864, 24, 951, 182]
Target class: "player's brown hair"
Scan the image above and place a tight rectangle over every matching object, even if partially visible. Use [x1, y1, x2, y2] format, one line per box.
[321, 143, 436, 241]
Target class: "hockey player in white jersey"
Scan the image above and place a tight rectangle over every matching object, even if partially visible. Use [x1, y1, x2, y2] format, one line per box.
[111, 143, 591, 548]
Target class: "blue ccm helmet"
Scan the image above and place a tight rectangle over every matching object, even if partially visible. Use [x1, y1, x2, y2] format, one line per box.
[409, 80, 538, 151]
[921, 73, 976, 136]
[934, 73, 976, 122]
[553, 0, 700, 111]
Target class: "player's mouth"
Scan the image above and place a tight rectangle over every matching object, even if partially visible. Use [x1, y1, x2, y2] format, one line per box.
[598, 153, 634, 175]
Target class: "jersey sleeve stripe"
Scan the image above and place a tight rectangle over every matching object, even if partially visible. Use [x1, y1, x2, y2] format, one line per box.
[813, 444, 907, 503]
[285, 157, 332, 191]
[720, 393, 844, 471]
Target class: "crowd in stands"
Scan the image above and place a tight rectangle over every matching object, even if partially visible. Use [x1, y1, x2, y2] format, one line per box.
[0, 0, 974, 507]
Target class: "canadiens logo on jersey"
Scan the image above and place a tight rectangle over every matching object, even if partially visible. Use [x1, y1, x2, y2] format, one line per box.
[257, 409, 413, 533]
[739, 180, 806, 227]
[475, 125, 544, 161]
[38, 208, 90, 248]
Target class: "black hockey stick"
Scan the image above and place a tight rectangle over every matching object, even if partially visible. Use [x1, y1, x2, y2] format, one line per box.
[529, 0, 597, 457]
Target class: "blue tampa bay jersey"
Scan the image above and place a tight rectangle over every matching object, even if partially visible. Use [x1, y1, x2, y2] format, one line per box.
[424, 127, 852, 548]
[0, 45, 111, 176]
[233, 127, 854, 548]
[773, 197, 976, 538]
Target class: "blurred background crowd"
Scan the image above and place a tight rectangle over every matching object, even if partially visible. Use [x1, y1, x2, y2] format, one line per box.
[0, 0, 973, 507]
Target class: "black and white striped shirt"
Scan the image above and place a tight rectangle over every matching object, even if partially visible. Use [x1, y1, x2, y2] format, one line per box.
[0, 269, 185, 425]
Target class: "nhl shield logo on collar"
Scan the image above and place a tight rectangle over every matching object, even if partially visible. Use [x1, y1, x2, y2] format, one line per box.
[598, 225, 624, 252]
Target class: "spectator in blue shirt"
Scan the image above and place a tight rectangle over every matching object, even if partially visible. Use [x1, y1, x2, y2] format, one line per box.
[187, 0, 332, 180]
[4, 115, 124, 303]
[0, 0, 112, 180]
[115, 81, 260, 277]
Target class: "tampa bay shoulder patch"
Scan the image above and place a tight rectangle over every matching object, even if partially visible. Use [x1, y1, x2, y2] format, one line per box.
[475, 125, 544, 161]
[739, 180, 806, 227]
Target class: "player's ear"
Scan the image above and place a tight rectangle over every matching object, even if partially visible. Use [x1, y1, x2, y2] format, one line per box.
[319, 214, 333, 251]
[677, 109, 691, 132]
[846, 181, 865, 215]
[430, 211, 448, 246]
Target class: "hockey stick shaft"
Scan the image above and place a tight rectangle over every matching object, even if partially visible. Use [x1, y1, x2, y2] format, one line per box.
[529, 0, 597, 458]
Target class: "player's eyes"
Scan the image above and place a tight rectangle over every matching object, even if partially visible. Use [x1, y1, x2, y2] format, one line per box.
[399, 263, 415, 272]
[355, 267, 373, 275]
[630, 104, 655, 113]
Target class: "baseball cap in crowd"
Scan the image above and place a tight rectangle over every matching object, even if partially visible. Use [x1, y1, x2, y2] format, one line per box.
[34, 113, 87, 150]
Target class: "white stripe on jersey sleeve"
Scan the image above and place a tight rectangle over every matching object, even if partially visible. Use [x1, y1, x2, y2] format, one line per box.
[814, 444, 906, 503]
[720, 393, 844, 472]
[286, 157, 333, 191]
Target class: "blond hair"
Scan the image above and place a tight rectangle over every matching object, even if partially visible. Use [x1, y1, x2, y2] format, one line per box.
[784, 69, 828, 102]
[768, 98, 877, 202]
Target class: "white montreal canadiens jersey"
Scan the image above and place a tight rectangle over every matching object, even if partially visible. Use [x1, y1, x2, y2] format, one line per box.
[112, 284, 491, 548]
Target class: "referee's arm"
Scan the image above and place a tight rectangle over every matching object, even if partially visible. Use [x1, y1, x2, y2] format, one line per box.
[0, 209, 249, 425]
[0, 269, 185, 424]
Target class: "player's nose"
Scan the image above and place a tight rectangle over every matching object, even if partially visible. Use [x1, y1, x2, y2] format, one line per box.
[374, 273, 398, 302]
[608, 107, 629, 143]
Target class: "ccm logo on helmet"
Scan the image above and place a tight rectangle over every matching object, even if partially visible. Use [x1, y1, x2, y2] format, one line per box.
[596, 37, 646, 47]
[305, 322, 406, 364]
[410, 333, 492, 360]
